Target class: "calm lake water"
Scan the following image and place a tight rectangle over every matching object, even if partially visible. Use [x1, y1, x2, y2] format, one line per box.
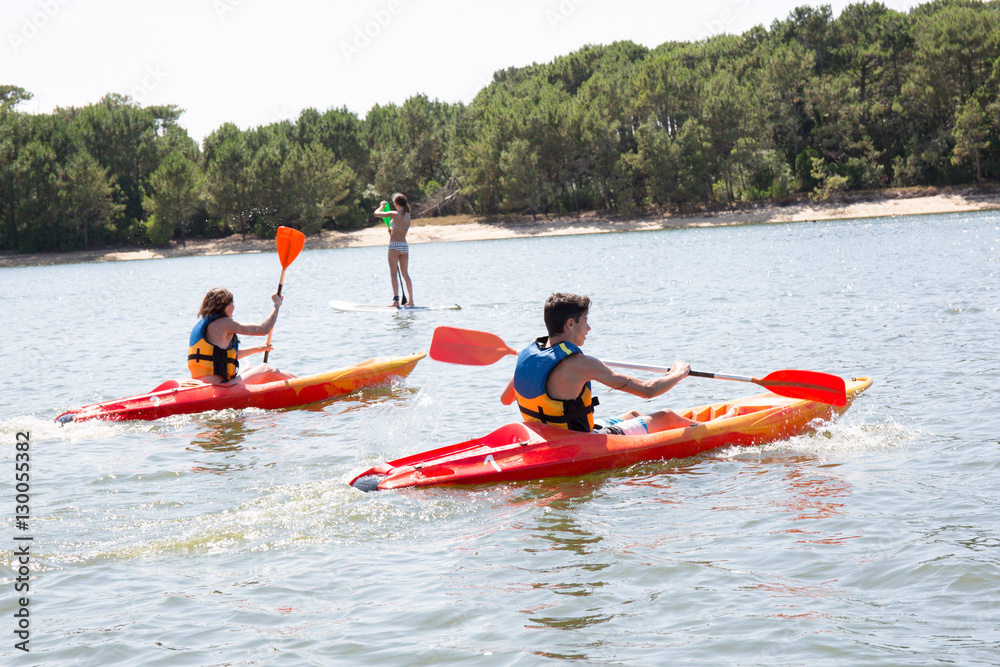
[2, 211, 999, 665]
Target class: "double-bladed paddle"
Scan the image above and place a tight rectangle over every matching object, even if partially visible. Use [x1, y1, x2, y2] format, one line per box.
[429, 326, 847, 406]
[263, 226, 306, 363]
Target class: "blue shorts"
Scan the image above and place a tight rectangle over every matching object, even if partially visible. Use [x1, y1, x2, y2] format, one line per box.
[593, 416, 649, 436]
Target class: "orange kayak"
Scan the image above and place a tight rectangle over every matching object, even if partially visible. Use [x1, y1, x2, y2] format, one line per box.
[351, 376, 872, 490]
[56, 353, 426, 423]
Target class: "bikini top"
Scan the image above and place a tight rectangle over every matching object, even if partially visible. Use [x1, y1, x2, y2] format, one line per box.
[391, 212, 411, 229]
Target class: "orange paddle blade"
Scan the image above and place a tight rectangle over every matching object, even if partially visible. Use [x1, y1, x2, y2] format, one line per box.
[755, 369, 847, 406]
[430, 327, 518, 366]
[276, 226, 305, 268]
[500, 380, 516, 405]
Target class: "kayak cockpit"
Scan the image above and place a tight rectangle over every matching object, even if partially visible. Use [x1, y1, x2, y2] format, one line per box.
[682, 400, 789, 423]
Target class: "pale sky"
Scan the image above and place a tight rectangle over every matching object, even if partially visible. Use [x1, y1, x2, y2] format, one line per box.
[4, 0, 923, 144]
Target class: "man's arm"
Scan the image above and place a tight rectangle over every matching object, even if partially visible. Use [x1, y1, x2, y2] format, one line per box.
[554, 354, 690, 400]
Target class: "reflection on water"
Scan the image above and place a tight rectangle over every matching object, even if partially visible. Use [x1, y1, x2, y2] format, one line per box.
[516, 480, 613, 635]
[532, 512, 604, 558]
[311, 382, 417, 415]
[190, 416, 253, 452]
[527, 612, 615, 632]
[509, 476, 609, 509]
[778, 463, 852, 522]
[3, 212, 998, 664]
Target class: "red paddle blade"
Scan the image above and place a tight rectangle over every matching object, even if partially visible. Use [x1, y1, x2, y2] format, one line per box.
[276, 226, 306, 268]
[430, 327, 518, 366]
[756, 369, 847, 406]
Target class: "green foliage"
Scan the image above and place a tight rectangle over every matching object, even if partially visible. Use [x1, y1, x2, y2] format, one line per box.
[795, 146, 823, 191]
[728, 140, 796, 200]
[277, 143, 354, 234]
[810, 156, 850, 201]
[59, 150, 122, 250]
[951, 98, 992, 182]
[204, 122, 253, 238]
[144, 151, 205, 245]
[1, 85, 32, 112]
[421, 179, 442, 199]
[498, 138, 540, 213]
[297, 106, 367, 182]
[3, 1, 1000, 254]
[366, 94, 454, 201]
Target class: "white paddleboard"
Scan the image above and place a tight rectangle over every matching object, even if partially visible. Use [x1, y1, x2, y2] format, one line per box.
[330, 300, 461, 313]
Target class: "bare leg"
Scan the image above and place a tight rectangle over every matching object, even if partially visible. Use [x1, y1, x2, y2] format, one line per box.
[387, 249, 401, 306]
[642, 409, 699, 434]
[239, 363, 296, 385]
[398, 251, 414, 306]
[190, 374, 226, 386]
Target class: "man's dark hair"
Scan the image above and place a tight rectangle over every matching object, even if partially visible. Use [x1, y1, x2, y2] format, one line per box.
[543, 293, 591, 336]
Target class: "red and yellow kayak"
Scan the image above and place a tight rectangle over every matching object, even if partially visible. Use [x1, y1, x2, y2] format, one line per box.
[351, 376, 872, 491]
[56, 353, 426, 423]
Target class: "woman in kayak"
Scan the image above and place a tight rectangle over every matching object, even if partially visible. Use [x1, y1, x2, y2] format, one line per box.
[188, 288, 296, 385]
[506, 292, 698, 435]
[375, 192, 414, 308]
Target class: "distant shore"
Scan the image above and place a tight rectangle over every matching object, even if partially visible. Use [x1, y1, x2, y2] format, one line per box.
[3, 187, 998, 269]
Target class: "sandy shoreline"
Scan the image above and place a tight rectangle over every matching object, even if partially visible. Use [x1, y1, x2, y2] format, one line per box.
[2, 188, 998, 268]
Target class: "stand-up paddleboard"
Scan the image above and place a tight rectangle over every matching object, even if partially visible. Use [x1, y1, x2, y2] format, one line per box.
[330, 300, 461, 313]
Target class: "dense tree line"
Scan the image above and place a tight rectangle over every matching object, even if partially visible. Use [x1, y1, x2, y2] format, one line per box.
[2, 0, 998, 254]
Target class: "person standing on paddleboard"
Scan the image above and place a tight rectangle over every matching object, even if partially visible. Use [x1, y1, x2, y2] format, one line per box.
[506, 292, 697, 435]
[375, 193, 415, 308]
[188, 288, 296, 385]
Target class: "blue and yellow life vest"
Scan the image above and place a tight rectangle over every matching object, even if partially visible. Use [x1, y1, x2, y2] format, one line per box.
[188, 315, 239, 380]
[513, 337, 597, 432]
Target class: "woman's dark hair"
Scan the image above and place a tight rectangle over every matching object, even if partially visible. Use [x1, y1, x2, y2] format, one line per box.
[392, 192, 411, 214]
[543, 293, 591, 336]
[198, 288, 234, 318]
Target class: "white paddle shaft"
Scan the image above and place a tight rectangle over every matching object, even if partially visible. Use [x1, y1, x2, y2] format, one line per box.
[603, 361, 753, 383]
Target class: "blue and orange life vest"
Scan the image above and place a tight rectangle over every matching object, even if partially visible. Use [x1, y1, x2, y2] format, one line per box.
[513, 337, 597, 432]
[188, 315, 239, 380]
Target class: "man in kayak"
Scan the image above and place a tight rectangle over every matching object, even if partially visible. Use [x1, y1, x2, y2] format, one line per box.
[188, 288, 296, 385]
[507, 292, 697, 435]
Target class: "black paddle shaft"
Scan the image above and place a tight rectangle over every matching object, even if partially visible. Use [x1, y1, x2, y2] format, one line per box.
[264, 276, 285, 363]
[397, 268, 407, 305]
